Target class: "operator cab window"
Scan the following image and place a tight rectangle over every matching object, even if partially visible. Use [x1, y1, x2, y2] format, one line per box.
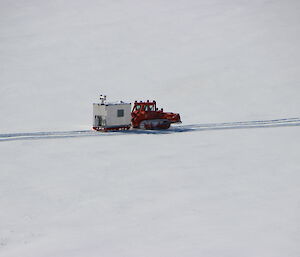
[149, 105, 154, 111]
[135, 105, 141, 110]
[144, 105, 149, 111]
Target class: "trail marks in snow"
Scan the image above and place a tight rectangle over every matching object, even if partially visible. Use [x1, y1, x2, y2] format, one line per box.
[0, 117, 299, 142]
[174, 117, 300, 132]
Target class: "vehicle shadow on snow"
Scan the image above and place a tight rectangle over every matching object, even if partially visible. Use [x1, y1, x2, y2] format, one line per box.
[0, 117, 300, 142]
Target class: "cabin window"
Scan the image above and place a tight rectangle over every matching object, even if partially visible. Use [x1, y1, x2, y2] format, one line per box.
[117, 109, 124, 117]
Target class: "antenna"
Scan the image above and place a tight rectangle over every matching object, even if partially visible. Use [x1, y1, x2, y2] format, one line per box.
[100, 94, 107, 105]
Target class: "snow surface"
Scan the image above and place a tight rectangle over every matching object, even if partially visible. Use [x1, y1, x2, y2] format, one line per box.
[1, 0, 300, 256]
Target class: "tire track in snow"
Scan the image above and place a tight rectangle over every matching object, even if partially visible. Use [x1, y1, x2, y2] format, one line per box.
[0, 130, 108, 142]
[0, 117, 300, 142]
[172, 117, 300, 132]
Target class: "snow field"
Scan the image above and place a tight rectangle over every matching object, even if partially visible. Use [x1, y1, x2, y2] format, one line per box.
[1, 0, 300, 256]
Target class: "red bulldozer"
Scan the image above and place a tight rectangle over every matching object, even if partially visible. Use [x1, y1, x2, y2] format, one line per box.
[131, 100, 181, 130]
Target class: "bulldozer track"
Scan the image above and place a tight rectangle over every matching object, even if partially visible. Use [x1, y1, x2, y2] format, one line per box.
[0, 117, 300, 142]
[171, 117, 300, 132]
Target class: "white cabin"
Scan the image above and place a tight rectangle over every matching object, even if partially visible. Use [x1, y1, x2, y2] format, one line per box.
[93, 99, 131, 130]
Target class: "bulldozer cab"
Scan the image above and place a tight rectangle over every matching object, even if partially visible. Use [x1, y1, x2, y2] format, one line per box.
[133, 101, 156, 112]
